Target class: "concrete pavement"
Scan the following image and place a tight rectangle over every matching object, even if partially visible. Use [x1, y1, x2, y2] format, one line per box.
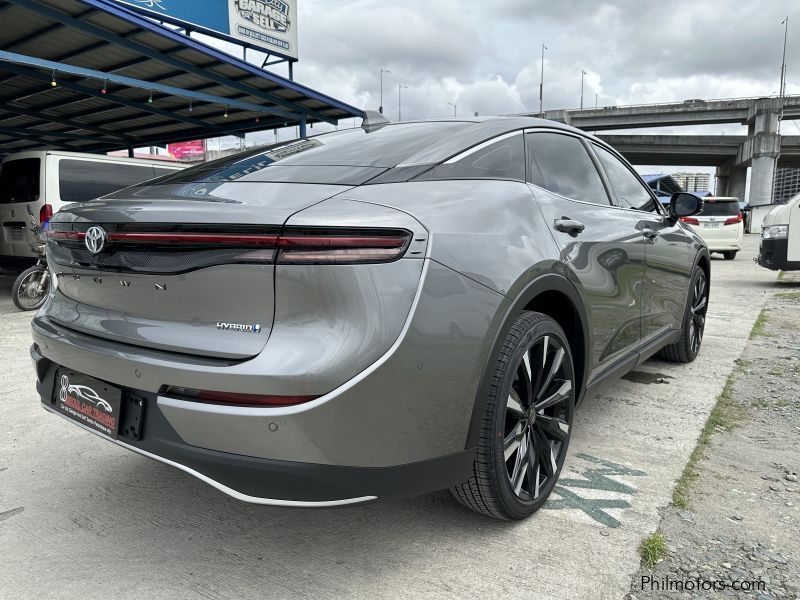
[0, 236, 780, 600]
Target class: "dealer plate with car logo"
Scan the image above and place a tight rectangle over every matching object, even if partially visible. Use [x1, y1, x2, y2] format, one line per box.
[53, 371, 122, 438]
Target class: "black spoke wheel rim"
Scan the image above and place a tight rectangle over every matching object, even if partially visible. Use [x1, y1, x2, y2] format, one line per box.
[502, 334, 574, 502]
[688, 270, 707, 355]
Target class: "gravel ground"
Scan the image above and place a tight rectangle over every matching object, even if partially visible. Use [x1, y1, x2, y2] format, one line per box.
[628, 273, 800, 600]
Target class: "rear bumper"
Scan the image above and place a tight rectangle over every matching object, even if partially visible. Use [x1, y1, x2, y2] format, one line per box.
[707, 243, 741, 252]
[32, 345, 475, 504]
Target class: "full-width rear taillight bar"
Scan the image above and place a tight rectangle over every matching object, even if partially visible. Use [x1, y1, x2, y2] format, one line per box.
[47, 227, 412, 264]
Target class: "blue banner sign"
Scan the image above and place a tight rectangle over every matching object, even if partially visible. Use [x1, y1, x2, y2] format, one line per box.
[113, 0, 298, 60]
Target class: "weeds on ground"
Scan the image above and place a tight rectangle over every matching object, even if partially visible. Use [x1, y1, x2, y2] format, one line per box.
[671, 310, 765, 508]
[776, 291, 800, 301]
[749, 310, 769, 338]
[640, 533, 667, 568]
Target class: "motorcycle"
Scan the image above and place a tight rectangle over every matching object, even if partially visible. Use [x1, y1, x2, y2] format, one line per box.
[12, 205, 49, 311]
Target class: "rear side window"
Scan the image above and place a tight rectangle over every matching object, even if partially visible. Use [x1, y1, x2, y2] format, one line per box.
[593, 144, 658, 212]
[58, 160, 156, 202]
[526, 133, 610, 205]
[423, 133, 525, 181]
[699, 200, 740, 217]
[0, 158, 40, 204]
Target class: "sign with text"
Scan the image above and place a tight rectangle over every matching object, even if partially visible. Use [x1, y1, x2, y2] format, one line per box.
[168, 140, 205, 159]
[113, 0, 299, 60]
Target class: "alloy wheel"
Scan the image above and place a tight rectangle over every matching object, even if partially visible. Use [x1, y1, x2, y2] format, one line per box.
[503, 334, 574, 501]
[688, 271, 707, 355]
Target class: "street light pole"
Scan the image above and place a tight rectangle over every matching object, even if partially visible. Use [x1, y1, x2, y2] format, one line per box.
[398, 84, 408, 121]
[580, 69, 587, 110]
[539, 43, 547, 115]
[379, 68, 390, 114]
[780, 16, 789, 99]
[448, 102, 457, 118]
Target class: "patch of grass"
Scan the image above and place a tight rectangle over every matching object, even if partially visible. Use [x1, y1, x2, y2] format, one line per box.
[749, 310, 769, 338]
[768, 369, 783, 376]
[640, 532, 667, 568]
[776, 291, 800, 301]
[672, 312, 768, 508]
[751, 400, 770, 409]
[775, 399, 791, 408]
[778, 270, 786, 281]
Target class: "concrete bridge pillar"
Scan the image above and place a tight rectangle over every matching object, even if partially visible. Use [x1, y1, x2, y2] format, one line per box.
[744, 98, 782, 206]
[715, 160, 747, 199]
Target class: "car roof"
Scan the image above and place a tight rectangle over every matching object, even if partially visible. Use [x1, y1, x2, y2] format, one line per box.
[389, 116, 589, 167]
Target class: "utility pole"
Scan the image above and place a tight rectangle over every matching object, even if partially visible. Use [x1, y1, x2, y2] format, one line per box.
[379, 68, 390, 114]
[448, 102, 457, 118]
[580, 69, 587, 110]
[398, 84, 408, 121]
[539, 43, 547, 115]
[595, 93, 598, 108]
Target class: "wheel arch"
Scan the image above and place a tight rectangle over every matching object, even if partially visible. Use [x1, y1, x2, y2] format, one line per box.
[464, 272, 590, 450]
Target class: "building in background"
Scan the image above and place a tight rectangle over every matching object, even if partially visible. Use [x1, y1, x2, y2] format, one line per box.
[773, 168, 800, 203]
[671, 172, 710, 193]
[642, 174, 684, 204]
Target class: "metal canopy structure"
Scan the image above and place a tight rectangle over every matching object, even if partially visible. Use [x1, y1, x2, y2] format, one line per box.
[0, 0, 363, 157]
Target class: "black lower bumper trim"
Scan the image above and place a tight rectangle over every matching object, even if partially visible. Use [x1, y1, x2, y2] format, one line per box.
[758, 238, 800, 271]
[34, 351, 475, 503]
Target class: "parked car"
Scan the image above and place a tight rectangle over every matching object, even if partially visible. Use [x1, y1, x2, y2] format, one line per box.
[680, 196, 743, 260]
[758, 191, 800, 270]
[0, 151, 184, 272]
[31, 118, 708, 520]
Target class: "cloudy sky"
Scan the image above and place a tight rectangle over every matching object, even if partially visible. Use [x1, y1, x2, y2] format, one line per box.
[205, 0, 800, 187]
[293, 0, 799, 120]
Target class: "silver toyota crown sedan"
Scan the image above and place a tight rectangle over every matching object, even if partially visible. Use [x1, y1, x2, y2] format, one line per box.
[31, 116, 708, 520]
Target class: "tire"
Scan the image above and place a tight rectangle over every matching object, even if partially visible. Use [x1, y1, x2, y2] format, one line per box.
[451, 311, 576, 520]
[723, 251, 737, 260]
[12, 265, 48, 311]
[658, 266, 708, 363]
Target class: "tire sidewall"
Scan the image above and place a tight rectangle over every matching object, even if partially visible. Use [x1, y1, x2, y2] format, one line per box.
[490, 315, 576, 519]
[12, 265, 47, 311]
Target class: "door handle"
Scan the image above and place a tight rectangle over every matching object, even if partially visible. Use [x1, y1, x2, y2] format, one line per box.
[554, 218, 585, 235]
[642, 227, 659, 240]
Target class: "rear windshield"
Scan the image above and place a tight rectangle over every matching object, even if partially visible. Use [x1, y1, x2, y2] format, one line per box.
[147, 122, 472, 186]
[699, 200, 740, 217]
[0, 158, 40, 204]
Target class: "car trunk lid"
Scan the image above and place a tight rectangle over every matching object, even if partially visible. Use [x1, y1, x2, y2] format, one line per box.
[46, 182, 353, 359]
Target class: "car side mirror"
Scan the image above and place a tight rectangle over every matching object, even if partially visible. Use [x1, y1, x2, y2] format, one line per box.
[669, 193, 703, 222]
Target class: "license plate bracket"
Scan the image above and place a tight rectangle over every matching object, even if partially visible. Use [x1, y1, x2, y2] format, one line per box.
[52, 370, 122, 438]
[10, 227, 24, 240]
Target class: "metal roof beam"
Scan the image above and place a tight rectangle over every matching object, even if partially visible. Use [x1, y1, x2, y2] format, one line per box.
[0, 104, 135, 140]
[0, 129, 75, 151]
[7, 0, 342, 125]
[0, 50, 295, 116]
[0, 125, 117, 144]
[0, 60, 226, 131]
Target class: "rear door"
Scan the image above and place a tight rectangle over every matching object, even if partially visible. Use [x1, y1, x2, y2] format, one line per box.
[591, 143, 692, 345]
[0, 157, 42, 259]
[694, 199, 741, 245]
[525, 131, 645, 376]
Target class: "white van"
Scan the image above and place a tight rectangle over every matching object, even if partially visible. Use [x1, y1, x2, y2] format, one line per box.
[0, 151, 184, 271]
[757, 192, 800, 271]
[680, 196, 744, 260]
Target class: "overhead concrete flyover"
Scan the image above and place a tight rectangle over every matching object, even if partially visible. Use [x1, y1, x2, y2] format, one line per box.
[529, 95, 800, 131]
[599, 134, 800, 168]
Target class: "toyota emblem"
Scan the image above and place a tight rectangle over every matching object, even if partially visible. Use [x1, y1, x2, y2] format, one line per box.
[85, 226, 107, 254]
